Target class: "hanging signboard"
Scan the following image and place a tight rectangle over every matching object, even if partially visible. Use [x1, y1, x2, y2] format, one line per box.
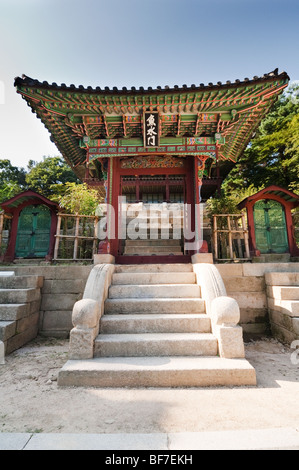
[144, 112, 159, 147]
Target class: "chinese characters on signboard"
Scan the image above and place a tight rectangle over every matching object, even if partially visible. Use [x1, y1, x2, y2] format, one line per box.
[144, 112, 159, 147]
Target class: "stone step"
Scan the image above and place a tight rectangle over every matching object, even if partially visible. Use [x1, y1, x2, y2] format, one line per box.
[100, 313, 211, 334]
[123, 251, 183, 256]
[112, 272, 196, 285]
[0, 304, 28, 321]
[58, 356, 257, 387]
[125, 239, 182, 247]
[94, 332, 218, 357]
[0, 320, 16, 342]
[125, 216, 183, 223]
[0, 288, 41, 304]
[123, 227, 184, 233]
[265, 272, 299, 286]
[114, 264, 193, 273]
[104, 298, 205, 314]
[124, 246, 182, 254]
[0, 275, 43, 289]
[268, 286, 299, 300]
[108, 284, 200, 299]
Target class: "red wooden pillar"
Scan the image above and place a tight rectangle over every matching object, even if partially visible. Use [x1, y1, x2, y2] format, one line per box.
[183, 157, 196, 254]
[165, 175, 170, 202]
[107, 157, 121, 257]
[136, 177, 140, 202]
[193, 155, 209, 253]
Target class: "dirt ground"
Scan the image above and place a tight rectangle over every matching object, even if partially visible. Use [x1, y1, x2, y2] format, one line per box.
[0, 336, 298, 435]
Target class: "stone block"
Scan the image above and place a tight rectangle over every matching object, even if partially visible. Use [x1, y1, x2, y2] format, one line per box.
[16, 312, 39, 334]
[108, 283, 201, 299]
[115, 264, 193, 273]
[216, 325, 245, 358]
[239, 307, 268, 324]
[6, 324, 38, 355]
[269, 309, 299, 336]
[267, 286, 299, 301]
[93, 254, 115, 265]
[41, 293, 81, 311]
[230, 292, 267, 309]
[224, 276, 265, 293]
[0, 303, 28, 321]
[42, 279, 85, 294]
[105, 297, 205, 314]
[0, 288, 40, 304]
[112, 272, 196, 285]
[215, 264, 243, 277]
[265, 272, 299, 286]
[94, 332, 218, 357]
[0, 341, 4, 364]
[58, 356, 257, 388]
[69, 327, 95, 359]
[267, 298, 299, 317]
[270, 321, 298, 344]
[191, 253, 213, 264]
[42, 310, 73, 332]
[243, 263, 299, 277]
[241, 322, 269, 336]
[0, 321, 16, 341]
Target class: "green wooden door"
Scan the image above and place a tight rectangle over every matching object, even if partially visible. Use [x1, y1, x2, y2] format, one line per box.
[15, 205, 51, 258]
[253, 199, 289, 254]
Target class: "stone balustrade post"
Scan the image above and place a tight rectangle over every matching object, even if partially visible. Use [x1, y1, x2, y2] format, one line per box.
[193, 263, 245, 359]
[69, 263, 115, 359]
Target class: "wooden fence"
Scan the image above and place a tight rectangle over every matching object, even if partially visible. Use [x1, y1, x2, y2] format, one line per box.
[53, 213, 100, 261]
[213, 213, 251, 262]
[0, 213, 12, 256]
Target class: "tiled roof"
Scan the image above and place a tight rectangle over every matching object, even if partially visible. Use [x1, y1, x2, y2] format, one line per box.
[14, 69, 289, 181]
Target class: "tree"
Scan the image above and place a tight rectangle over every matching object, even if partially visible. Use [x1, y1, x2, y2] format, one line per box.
[57, 182, 102, 215]
[222, 85, 299, 195]
[0, 159, 26, 202]
[25, 156, 79, 197]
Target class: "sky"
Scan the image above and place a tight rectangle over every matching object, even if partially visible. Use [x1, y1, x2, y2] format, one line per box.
[0, 0, 299, 169]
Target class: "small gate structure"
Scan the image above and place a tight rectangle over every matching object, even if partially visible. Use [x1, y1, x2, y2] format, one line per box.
[0, 190, 58, 262]
[238, 185, 299, 258]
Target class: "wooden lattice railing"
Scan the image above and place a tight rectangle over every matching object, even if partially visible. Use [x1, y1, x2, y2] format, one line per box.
[53, 213, 100, 261]
[0, 212, 12, 256]
[213, 213, 251, 262]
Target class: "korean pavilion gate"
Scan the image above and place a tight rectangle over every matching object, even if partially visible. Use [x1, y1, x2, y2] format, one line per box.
[14, 70, 289, 262]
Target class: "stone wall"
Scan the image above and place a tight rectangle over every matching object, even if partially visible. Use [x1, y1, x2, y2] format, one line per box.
[216, 263, 299, 340]
[0, 266, 92, 338]
[0, 262, 298, 342]
[265, 272, 299, 344]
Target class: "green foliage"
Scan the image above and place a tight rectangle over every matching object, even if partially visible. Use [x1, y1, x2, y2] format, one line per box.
[205, 191, 240, 218]
[0, 156, 102, 215]
[25, 156, 79, 197]
[222, 84, 299, 195]
[57, 182, 102, 215]
[0, 159, 26, 202]
[205, 185, 263, 219]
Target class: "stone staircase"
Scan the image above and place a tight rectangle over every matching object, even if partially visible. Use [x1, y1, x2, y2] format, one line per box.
[123, 239, 183, 256]
[59, 264, 256, 387]
[121, 202, 184, 257]
[266, 272, 299, 343]
[0, 272, 43, 355]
